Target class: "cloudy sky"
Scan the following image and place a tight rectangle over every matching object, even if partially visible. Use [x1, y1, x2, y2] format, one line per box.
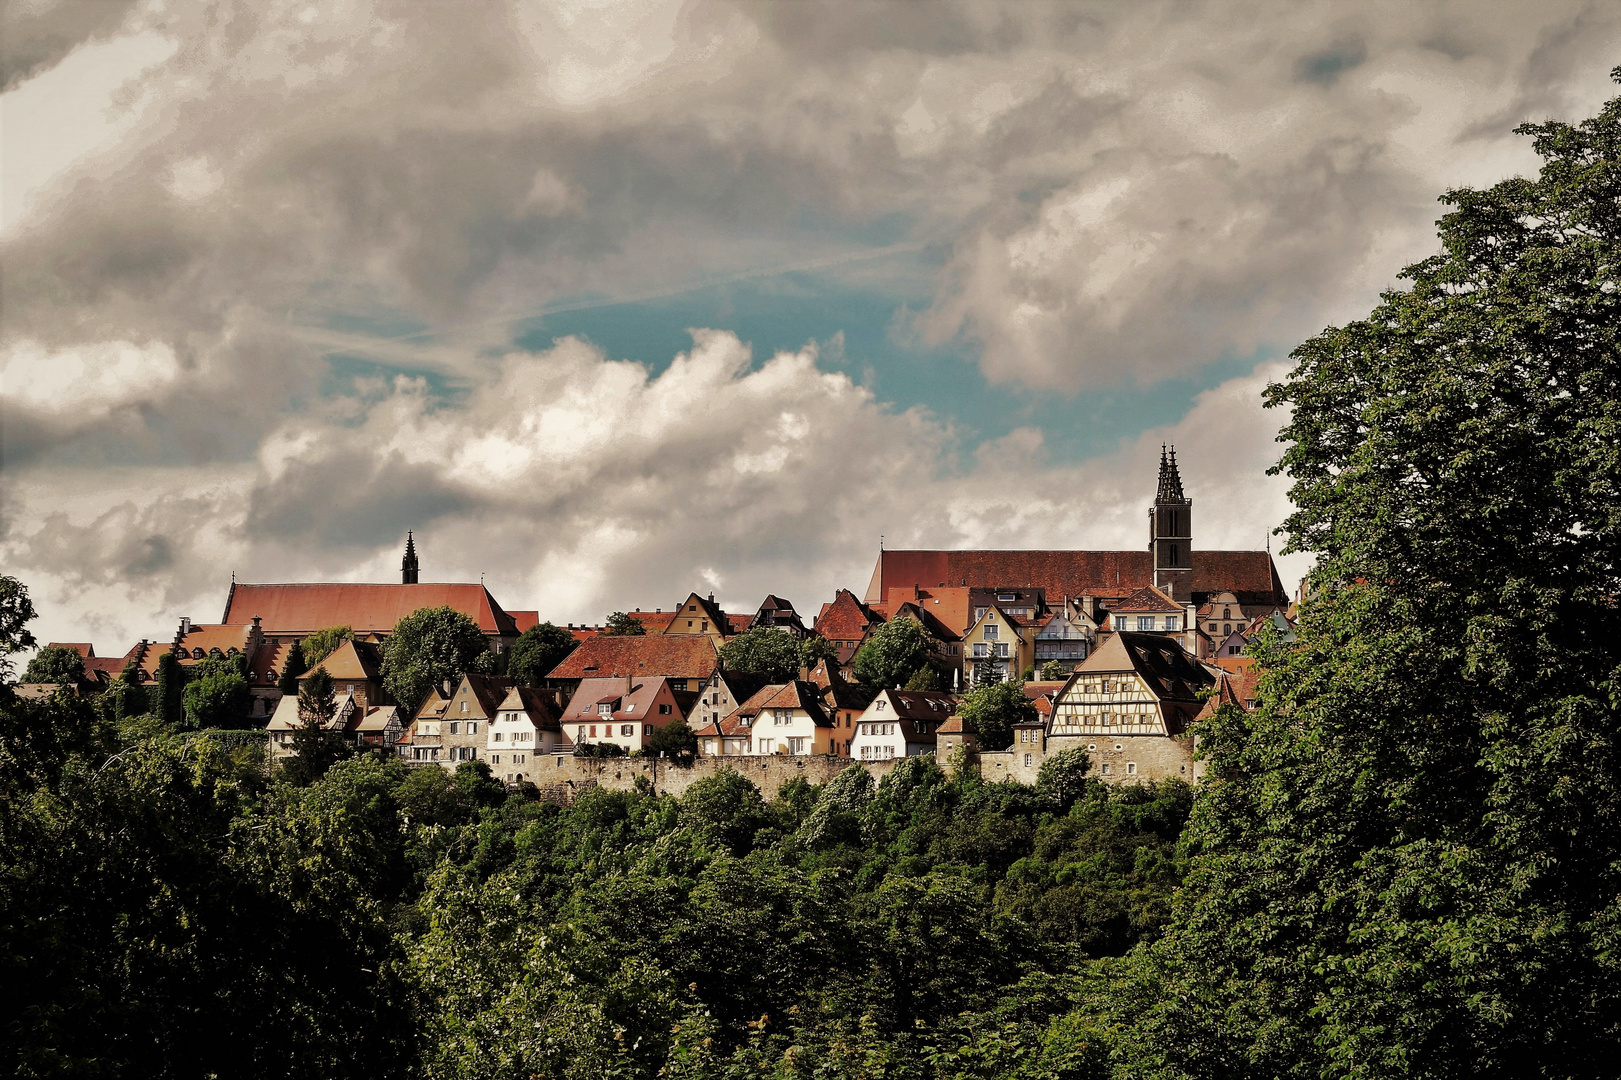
[3, 0, 1620, 650]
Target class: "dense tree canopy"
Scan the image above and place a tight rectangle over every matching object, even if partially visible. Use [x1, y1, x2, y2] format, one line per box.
[301, 625, 354, 665]
[852, 616, 933, 688]
[958, 679, 1034, 752]
[22, 645, 85, 686]
[1124, 74, 1621, 1079]
[381, 607, 492, 718]
[507, 621, 576, 685]
[602, 611, 646, 635]
[717, 625, 803, 682]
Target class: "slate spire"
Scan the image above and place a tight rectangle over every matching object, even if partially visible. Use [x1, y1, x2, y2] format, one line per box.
[402, 531, 420, 584]
[1156, 444, 1186, 503]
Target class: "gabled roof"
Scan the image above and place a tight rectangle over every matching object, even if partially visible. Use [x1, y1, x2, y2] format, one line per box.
[306, 639, 383, 682]
[804, 658, 873, 712]
[814, 588, 883, 640]
[560, 677, 672, 724]
[886, 601, 961, 642]
[222, 582, 518, 636]
[725, 613, 753, 634]
[666, 592, 729, 633]
[1071, 632, 1213, 710]
[509, 610, 541, 633]
[868, 550, 1288, 607]
[547, 635, 719, 680]
[713, 668, 774, 707]
[1112, 585, 1183, 614]
[497, 684, 561, 727]
[47, 642, 95, 657]
[873, 688, 958, 721]
[755, 680, 833, 727]
[173, 623, 256, 661]
[698, 682, 779, 737]
[625, 610, 676, 633]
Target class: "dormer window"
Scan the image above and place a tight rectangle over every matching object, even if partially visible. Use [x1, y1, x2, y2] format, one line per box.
[597, 703, 612, 717]
[997, 593, 1015, 602]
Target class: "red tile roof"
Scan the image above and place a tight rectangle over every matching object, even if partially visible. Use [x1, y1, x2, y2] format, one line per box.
[867, 550, 1287, 606]
[221, 582, 518, 636]
[725, 613, 753, 634]
[47, 642, 95, 657]
[509, 610, 540, 633]
[814, 588, 882, 640]
[625, 610, 676, 633]
[547, 634, 719, 680]
[1112, 586, 1183, 614]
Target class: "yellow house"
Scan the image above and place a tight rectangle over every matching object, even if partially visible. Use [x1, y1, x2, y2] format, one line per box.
[661, 592, 732, 645]
[960, 604, 1035, 686]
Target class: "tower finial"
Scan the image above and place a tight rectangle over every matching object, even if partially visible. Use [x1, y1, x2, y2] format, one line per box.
[402, 531, 420, 584]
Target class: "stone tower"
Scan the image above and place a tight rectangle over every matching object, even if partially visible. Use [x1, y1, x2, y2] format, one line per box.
[1148, 446, 1192, 601]
[401, 531, 420, 585]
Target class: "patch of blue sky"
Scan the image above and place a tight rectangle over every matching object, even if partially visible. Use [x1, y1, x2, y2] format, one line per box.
[508, 247, 1277, 466]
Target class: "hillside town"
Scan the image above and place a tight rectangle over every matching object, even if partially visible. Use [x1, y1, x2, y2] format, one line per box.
[24, 449, 1295, 788]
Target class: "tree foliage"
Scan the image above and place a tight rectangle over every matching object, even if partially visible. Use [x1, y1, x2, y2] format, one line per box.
[852, 616, 932, 688]
[718, 625, 803, 682]
[0, 575, 38, 682]
[301, 625, 354, 665]
[958, 680, 1034, 752]
[23, 645, 85, 685]
[646, 717, 697, 761]
[277, 640, 308, 697]
[603, 611, 646, 636]
[184, 672, 252, 728]
[153, 650, 186, 728]
[508, 621, 576, 685]
[1125, 74, 1621, 1078]
[381, 606, 492, 718]
[799, 635, 840, 667]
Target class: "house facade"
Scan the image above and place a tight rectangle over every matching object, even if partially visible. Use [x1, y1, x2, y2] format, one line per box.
[404, 674, 513, 768]
[960, 604, 1034, 686]
[559, 676, 688, 754]
[1046, 632, 1213, 782]
[740, 681, 836, 756]
[848, 688, 956, 761]
[485, 686, 565, 785]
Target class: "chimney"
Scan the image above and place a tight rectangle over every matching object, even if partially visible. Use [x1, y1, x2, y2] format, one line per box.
[178, 616, 191, 636]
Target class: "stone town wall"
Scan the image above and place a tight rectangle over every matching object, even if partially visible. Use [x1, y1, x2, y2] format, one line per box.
[1045, 733, 1198, 783]
[526, 753, 904, 803]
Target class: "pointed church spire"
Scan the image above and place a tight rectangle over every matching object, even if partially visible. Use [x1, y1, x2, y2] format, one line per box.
[1157, 444, 1186, 503]
[401, 531, 420, 584]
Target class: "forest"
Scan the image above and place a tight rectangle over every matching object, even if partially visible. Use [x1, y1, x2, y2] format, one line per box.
[8, 68, 1621, 1080]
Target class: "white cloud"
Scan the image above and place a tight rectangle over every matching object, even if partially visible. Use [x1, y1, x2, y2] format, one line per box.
[4, 332, 1303, 650]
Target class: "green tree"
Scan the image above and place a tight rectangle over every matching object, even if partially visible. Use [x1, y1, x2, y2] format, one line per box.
[301, 625, 353, 665]
[284, 668, 347, 786]
[800, 634, 840, 667]
[508, 621, 576, 685]
[277, 639, 308, 697]
[903, 665, 941, 691]
[647, 717, 698, 762]
[0, 575, 38, 681]
[183, 672, 252, 728]
[108, 659, 149, 720]
[718, 626, 803, 683]
[380, 606, 491, 718]
[1129, 77, 1621, 1078]
[153, 649, 186, 727]
[957, 680, 1032, 752]
[852, 617, 932, 688]
[1039, 659, 1066, 681]
[23, 645, 85, 685]
[602, 611, 646, 636]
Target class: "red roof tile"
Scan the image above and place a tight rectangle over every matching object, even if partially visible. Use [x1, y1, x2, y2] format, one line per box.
[868, 550, 1286, 606]
[813, 588, 882, 640]
[221, 582, 517, 636]
[547, 635, 719, 680]
[509, 610, 540, 633]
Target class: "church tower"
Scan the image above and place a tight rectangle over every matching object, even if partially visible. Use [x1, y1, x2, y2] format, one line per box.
[401, 531, 420, 585]
[1148, 446, 1192, 601]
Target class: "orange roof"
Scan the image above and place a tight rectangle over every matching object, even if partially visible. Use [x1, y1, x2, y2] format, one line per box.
[221, 582, 517, 636]
[305, 639, 383, 681]
[173, 624, 256, 662]
[47, 642, 95, 657]
[868, 549, 1287, 606]
[813, 588, 882, 640]
[1112, 586, 1183, 614]
[725, 613, 752, 634]
[547, 635, 719, 680]
[509, 610, 540, 633]
[625, 610, 676, 633]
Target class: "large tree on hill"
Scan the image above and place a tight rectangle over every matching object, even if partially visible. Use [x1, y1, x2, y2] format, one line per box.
[1125, 75, 1621, 1078]
[300, 625, 353, 665]
[956, 680, 1031, 753]
[23, 645, 85, 686]
[381, 606, 492, 718]
[852, 617, 932, 689]
[0, 576, 37, 682]
[507, 622, 576, 685]
[718, 626, 803, 683]
[276, 640, 308, 697]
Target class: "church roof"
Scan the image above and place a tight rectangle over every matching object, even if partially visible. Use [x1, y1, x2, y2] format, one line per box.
[221, 582, 518, 636]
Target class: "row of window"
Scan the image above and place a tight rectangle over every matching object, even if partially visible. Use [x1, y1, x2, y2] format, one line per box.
[858, 745, 897, 760]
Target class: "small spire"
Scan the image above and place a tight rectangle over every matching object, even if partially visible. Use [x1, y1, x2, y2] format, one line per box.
[402, 531, 420, 584]
[1156, 444, 1186, 503]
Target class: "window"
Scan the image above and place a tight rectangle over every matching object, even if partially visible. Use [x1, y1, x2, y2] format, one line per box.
[788, 737, 807, 754]
[997, 593, 1016, 602]
[658, 703, 672, 715]
[494, 731, 504, 742]
[1101, 763, 1111, 775]
[1137, 616, 1154, 630]
[994, 642, 1009, 657]
[589, 724, 597, 738]
[972, 643, 988, 657]
[468, 722, 477, 734]
[876, 700, 886, 711]
[1165, 616, 1180, 630]
[448, 722, 459, 735]
[983, 623, 998, 639]
[1024, 753, 1032, 767]
[621, 724, 633, 736]
[598, 703, 613, 717]
[491, 754, 500, 764]
[459, 700, 468, 713]
[1127, 762, 1137, 776]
